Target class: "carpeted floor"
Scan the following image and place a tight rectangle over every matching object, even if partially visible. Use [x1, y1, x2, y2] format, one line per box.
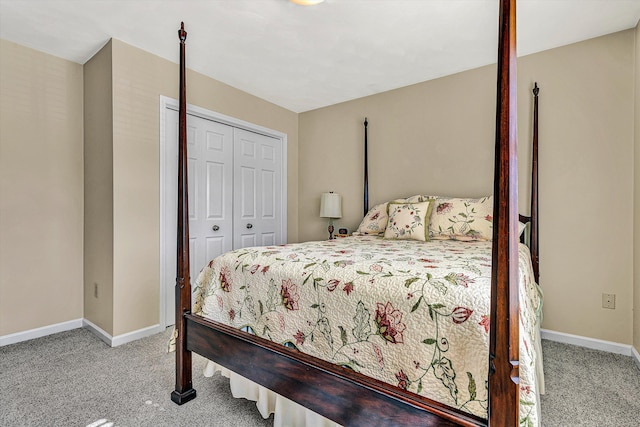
[1, 328, 638, 426]
[539, 340, 640, 426]
[0, 328, 271, 427]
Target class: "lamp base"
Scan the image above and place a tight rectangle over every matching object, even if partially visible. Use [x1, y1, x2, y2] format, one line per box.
[328, 224, 335, 240]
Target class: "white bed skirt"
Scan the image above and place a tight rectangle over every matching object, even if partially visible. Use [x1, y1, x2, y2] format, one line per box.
[204, 361, 341, 427]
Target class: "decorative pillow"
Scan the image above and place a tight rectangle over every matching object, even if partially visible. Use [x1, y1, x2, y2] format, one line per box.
[404, 194, 437, 203]
[518, 221, 527, 237]
[383, 201, 433, 241]
[429, 196, 493, 241]
[355, 203, 389, 235]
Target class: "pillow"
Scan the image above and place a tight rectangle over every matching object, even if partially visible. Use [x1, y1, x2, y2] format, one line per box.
[403, 194, 437, 203]
[383, 201, 433, 241]
[518, 221, 527, 237]
[429, 196, 493, 241]
[355, 203, 389, 235]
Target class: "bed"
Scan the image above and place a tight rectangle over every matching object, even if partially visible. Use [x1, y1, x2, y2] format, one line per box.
[194, 232, 543, 425]
[171, 0, 540, 425]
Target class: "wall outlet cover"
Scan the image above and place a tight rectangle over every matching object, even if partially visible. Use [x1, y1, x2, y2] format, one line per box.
[602, 293, 615, 309]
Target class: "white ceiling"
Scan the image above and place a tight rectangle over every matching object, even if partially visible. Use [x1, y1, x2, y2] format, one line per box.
[1, 0, 639, 113]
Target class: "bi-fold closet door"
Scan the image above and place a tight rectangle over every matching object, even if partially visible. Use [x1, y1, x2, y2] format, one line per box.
[186, 113, 283, 283]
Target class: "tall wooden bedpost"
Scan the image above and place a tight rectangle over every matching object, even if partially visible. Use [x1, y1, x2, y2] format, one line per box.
[363, 117, 369, 216]
[171, 22, 197, 405]
[531, 83, 540, 284]
[488, 0, 519, 425]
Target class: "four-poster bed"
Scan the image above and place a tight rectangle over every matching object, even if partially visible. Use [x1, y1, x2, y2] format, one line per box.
[171, 0, 542, 425]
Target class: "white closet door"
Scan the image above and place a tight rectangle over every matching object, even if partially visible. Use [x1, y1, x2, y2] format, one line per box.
[187, 114, 234, 282]
[162, 102, 286, 327]
[233, 128, 283, 249]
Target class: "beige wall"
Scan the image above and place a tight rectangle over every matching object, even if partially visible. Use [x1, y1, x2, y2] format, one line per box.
[0, 37, 298, 339]
[521, 32, 635, 345]
[1, 27, 637, 348]
[299, 30, 636, 345]
[0, 39, 84, 335]
[634, 22, 640, 353]
[84, 41, 114, 334]
[106, 39, 299, 336]
[298, 65, 498, 241]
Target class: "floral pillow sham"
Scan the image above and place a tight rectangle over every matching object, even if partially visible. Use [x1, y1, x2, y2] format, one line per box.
[355, 202, 389, 235]
[429, 196, 493, 241]
[383, 201, 433, 241]
[399, 194, 437, 203]
[356, 195, 502, 242]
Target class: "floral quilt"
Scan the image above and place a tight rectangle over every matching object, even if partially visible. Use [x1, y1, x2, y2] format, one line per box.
[193, 235, 543, 426]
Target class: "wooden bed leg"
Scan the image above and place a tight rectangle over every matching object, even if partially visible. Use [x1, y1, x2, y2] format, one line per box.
[171, 22, 197, 406]
[172, 301, 196, 404]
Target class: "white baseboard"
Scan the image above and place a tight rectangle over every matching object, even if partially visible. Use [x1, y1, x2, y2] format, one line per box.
[0, 319, 83, 347]
[82, 318, 163, 347]
[81, 318, 113, 346]
[0, 318, 163, 348]
[632, 346, 640, 371]
[111, 323, 164, 347]
[541, 329, 632, 356]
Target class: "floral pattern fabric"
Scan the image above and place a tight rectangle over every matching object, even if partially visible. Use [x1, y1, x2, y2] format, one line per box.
[429, 196, 494, 241]
[384, 201, 432, 241]
[355, 203, 389, 235]
[194, 236, 542, 426]
[404, 194, 437, 203]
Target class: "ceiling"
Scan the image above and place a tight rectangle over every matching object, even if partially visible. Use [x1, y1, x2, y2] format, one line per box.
[1, 0, 639, 113]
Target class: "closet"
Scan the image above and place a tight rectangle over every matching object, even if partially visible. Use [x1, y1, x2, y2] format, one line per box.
[161, 102, 286, 326]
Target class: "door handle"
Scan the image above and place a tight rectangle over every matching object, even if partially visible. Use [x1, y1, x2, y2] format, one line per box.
[246, 223, 253, 229]
[212, 225, 220, 231]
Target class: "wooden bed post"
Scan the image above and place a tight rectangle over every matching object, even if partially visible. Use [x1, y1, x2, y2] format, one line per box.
[171, 22, 197, 406]
[488, 0, 520, 425]
[363, 117, 369, 216]
[530, 83, 540, 284]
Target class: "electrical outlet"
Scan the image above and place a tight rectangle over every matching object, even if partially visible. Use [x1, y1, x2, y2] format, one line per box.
[602, 293, 615, 309]
[94, 283, 99, 298]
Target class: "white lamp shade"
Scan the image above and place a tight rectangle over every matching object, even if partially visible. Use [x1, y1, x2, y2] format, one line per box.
[319, 192, 342, 218]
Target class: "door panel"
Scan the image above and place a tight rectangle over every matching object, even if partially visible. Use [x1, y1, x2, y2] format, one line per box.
[233, 128, 282, 249]
[189, 237, 197, 292]
[189, 115, 234, 273]
[240, 234, 257, 248]
[164, 106, 284, 327]
[205, 236, 225, 265]
[164, 110, 234, 325]
[261, 233, 276, 246]
[261, 169, 275, 218]
[239, 166, 256, 218]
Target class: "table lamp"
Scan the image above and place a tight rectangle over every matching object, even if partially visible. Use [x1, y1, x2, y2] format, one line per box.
[319, 192, 342, 239]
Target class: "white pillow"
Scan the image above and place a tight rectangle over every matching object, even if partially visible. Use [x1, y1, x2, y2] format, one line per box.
[518, 221, 527, 237]
[383, 201, 433, 241]
[403, 195, 437, 203]
[355, 203, 389, 235]
[429, 196, 493, 241]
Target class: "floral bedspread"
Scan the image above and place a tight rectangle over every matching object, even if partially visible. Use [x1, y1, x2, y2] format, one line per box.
[193, 236, 542, 425]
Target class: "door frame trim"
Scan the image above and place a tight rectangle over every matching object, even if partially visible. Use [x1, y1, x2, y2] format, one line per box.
[159, 95, 288, 328]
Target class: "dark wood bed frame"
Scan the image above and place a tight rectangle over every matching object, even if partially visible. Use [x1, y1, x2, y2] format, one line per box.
[171, 0, 541, 425]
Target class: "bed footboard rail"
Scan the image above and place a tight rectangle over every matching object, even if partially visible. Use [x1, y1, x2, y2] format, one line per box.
[185, 313, 485, 427]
